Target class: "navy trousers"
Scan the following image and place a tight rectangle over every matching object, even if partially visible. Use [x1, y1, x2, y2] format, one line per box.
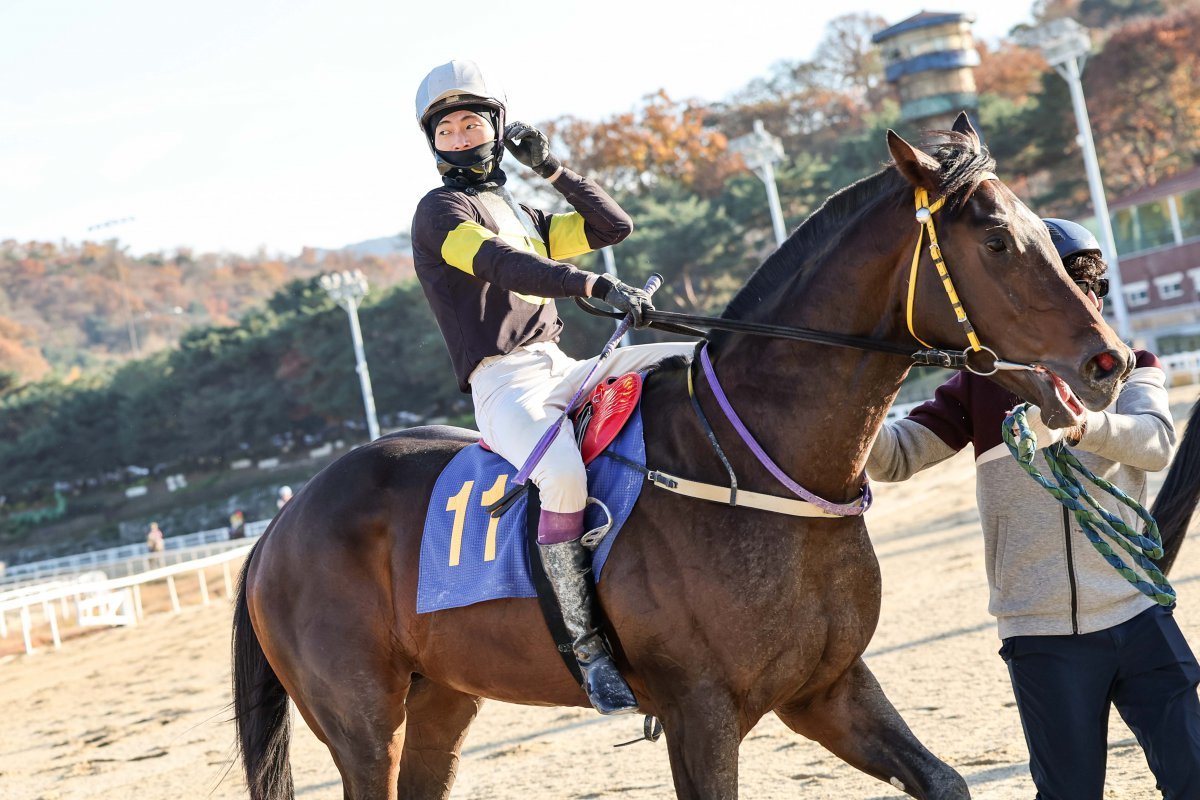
[1000, 604, 1200, 799]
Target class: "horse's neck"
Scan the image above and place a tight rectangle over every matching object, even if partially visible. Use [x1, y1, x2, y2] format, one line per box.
[696, 216, 914, 503]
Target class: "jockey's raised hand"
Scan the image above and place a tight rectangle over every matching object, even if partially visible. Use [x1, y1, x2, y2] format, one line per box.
[592, 275, 655, 328]
[503, 121, 561, 179]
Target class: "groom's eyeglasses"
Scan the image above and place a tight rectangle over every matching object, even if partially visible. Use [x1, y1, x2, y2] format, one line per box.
[1075, 279, 1110, 299]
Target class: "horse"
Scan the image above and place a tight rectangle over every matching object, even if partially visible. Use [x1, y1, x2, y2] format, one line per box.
[232, 114, 1136, 799]
[1153, 393, 1200, 575]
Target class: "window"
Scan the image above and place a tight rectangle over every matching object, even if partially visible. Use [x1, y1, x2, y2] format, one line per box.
[1181, 189, 1200, 240]
[1154, 273, 1184, 301]
[1111, 208, 1138, 254]
[1124, 281, 1150, 306]
[1138, 200, 1175, 250]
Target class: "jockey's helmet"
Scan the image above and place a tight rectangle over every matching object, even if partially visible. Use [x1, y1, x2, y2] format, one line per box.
[415, 59, 506, 184]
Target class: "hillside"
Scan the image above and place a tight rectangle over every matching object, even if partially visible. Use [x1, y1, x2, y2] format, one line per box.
[0, 238, 415, 388]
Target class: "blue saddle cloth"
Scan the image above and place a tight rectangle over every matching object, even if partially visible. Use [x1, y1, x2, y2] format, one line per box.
[416, 409, 646, 613]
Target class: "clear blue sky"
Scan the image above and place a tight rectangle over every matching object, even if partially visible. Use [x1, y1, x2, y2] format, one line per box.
[0, 0, 1034, 256]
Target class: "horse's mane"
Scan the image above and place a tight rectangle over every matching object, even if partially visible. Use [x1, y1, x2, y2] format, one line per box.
[720, 132, 997, 325]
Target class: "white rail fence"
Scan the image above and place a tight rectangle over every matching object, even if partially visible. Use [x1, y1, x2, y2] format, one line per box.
[1, 519, 270, 588]
[1164, 350, 1200, 387]
[0, 540, 258, 657]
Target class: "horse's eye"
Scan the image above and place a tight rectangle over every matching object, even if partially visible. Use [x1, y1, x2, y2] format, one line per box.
[984, 236, 1007, 253]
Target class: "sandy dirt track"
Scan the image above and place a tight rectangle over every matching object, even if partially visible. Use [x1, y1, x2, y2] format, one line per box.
[2, 388, 1198, 800]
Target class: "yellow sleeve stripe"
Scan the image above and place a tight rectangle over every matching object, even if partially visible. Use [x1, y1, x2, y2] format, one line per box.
[548, 213, 593, 260]
[440, 221, 496, 275]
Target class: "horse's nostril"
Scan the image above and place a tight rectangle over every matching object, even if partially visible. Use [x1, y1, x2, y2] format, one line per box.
[1087, 349, 1127, 384]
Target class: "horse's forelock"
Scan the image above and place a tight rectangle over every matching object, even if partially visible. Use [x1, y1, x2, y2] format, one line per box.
[922, 131, 997, 210]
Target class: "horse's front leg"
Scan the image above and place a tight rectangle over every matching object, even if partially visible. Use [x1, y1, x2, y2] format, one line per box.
[775, 657, 969, 799]
[657, 684, 744, 800]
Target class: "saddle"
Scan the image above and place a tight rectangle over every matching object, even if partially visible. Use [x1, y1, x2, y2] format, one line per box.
[476, 372, 644, 463]
[572, 372, 643, 464]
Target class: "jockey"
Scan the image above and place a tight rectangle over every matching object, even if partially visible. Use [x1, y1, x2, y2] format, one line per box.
[410, 59, 692, 715]
[869, 218, 1200, 797]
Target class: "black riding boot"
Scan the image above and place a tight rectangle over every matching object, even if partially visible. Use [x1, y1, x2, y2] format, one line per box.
[539, 539, 639, 716]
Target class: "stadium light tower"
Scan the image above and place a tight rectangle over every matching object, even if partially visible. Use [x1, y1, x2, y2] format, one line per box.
[87, 217, 139, 355]
[1015, 18, 1132, 341]
[320, 270, 380, 441]
[729, 119, 789, 247]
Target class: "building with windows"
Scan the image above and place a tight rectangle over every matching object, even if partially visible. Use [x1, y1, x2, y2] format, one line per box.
[872, 11, 980, 132]
[1100, 167, 1200, 354]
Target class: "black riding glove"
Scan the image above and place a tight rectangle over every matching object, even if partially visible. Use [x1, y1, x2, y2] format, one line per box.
[503, 121, 562, 179]
[591, 275, 654, 328]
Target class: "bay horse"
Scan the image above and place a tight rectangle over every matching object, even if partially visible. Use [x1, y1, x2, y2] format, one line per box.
[233, 115, 1134, 799]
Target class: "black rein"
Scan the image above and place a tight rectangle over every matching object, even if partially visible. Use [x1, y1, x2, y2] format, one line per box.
[573, 297, 972, 370]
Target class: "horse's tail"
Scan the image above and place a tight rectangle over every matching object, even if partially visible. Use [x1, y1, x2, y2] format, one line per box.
[232, 542, 294, 800]
[1153, 393, 1200, 576]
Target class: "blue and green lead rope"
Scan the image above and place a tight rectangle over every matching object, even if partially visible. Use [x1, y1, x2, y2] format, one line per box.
[1003, 403, 1175, 606]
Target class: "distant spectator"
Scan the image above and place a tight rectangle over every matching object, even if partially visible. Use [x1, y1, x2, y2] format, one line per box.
[277, 485, 293, 510]
[229, 510, 246, 540]
[146, 521, 165, 565]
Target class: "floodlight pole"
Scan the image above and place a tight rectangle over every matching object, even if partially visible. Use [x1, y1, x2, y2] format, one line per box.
[731, 120, 788, 247]
[1019, 20, 1132, 341]
[87, 217, 140, 355]
[599, 246, 632, 346]
[1056, 55, 1132, 342]
[320, 270, 381, 441]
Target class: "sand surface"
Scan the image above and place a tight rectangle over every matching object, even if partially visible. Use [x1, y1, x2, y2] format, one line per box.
[2, 388, 1197, 800]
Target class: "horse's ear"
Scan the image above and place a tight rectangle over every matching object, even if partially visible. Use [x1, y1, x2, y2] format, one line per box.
[950, 111, 981, 154]
[887, 129, 940, 192]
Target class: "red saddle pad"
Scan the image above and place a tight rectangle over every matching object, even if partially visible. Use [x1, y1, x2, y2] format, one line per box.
[573, 372, 643, 465]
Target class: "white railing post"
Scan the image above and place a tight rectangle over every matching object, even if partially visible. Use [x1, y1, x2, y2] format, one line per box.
[43, 602, 61, 650]
[167, 576, 180, 614]
[20, 605, 33, 655]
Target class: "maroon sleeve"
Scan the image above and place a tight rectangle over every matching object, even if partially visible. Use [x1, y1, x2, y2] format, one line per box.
[907, 372, 975, 451]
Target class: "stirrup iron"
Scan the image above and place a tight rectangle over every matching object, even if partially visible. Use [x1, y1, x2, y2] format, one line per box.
[580, 497, 614, 549]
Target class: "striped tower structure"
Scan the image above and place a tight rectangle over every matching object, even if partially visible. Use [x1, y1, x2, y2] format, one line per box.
[872, 11, 980, 133]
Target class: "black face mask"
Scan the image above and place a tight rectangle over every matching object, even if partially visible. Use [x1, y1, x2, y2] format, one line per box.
[435, 141, 507, 192]
[438, 140, 496, 169]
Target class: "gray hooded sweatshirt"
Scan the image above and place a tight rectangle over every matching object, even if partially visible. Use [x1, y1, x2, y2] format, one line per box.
[868, 351, 1176, 639]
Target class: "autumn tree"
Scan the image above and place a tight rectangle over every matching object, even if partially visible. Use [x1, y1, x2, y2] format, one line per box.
[974, 41, 1048, 105]
[546, 91, 740, 198]
[1084, 5, 1200, 192]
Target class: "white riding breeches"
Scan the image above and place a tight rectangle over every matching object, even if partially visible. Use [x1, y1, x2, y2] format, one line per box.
[470, 340, 693, 514]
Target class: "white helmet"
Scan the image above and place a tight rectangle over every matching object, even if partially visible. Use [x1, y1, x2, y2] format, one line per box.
[414, 59, 507, 183]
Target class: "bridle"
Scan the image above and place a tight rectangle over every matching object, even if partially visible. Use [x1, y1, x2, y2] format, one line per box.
[906, 174, 1038, 376]
[578, 173, 1041, 376]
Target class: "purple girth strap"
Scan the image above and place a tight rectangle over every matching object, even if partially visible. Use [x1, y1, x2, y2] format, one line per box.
[698, 342, 871, 516]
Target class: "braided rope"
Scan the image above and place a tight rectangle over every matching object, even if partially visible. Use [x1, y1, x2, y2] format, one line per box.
[1003, 404, 1175, 606]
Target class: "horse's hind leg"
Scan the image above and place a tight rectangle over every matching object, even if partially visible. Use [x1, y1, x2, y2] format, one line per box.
[299, 667, 410, 799]
[775, 658, 969, 799]
[396, 676, 483, 800]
